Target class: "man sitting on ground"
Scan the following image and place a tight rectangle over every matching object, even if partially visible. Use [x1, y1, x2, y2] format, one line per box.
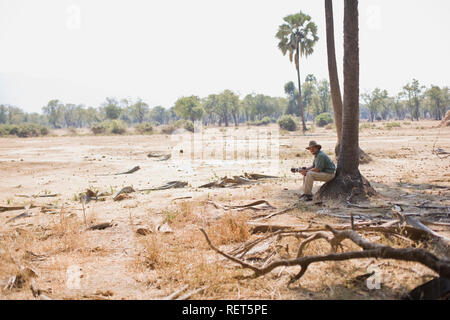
[294, 141, 336, 201]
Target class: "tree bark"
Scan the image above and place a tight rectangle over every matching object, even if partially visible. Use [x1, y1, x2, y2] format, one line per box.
[316, 0, 375, 202]
[325, 0, 343, 147]
[340, 0, 360, 174]
[296, 45, 307, 132]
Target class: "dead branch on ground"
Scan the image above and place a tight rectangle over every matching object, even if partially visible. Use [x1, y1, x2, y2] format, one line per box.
[199, 226, 450, 285]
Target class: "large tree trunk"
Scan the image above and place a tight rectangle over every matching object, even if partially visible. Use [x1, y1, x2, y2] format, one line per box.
[316, 0, 375, 203]
[325, 0, 343, 148]
[296, 46, 307, 132]
[324, 0, 371, 164]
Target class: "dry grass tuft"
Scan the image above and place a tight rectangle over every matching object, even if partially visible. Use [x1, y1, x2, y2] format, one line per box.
[207, 212, 250, 245]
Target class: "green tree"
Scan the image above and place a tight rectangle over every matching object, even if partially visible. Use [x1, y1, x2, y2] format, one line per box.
[102, 97, 122, 120]
[42, 100, 63, 128]
[214, 90, 239, 127]
[130, 99, 149, 123]
[403, 80, 424, 121]
[425, 86, 444, 120]
[302, 78, 317, 118]
[317, 79, 332, 114]
[362, 88, 387, 122]
[276, 11, 319, 132]
[174, 96, 204, 123]
[0, 105, 7, 124]
[149, 106, 168, 125]
[203, 94, 219, 125]
[242, 94, 256, 122]
[284, 82, 299, 116]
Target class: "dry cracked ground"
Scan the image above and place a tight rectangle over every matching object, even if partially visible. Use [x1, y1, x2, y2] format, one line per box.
[0, 120, 449, 300]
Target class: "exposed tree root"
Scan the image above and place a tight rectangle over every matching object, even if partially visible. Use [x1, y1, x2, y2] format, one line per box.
[315, 171, 376, 203]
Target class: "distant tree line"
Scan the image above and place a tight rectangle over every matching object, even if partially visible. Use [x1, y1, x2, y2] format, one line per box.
[0, 78, 448, 132]
[361, 80, 449, 122]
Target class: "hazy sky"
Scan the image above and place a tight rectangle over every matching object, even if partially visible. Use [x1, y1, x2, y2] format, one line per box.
[0, 0, 449, 113]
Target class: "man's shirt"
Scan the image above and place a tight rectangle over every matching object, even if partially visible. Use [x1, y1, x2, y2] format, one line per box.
[313, 150, 336, 174]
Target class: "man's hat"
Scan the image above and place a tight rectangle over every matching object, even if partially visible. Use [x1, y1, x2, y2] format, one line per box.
[306, 141, 322, 150]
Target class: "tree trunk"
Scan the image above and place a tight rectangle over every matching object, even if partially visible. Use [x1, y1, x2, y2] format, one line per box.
[232, 113, 238, 127]
[325, 0, 343, 147]
[296, 46, 307, 132]
[316, 0, 375, 202]
[325, 0, 371, 164]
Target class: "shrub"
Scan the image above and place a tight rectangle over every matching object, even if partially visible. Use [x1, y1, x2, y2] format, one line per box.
[184, 120, 194, 133]
[109, 120, 127, 134]
[249, 117, 272, 126]
[91, 122, 108, 135]
[385, 122, 401, 129]
[0, 126, 7, 136]
[174, 119, 186, 128]
[0, 124, 49, 137]
[278, 115, 297, 131]
[17, 124, 41, 137]
[315, 112, 334, 127]
[260, 116, 272, 126]
[161, 124, 176, 134]
[135, 123, 153, 134]
[6, 124, 20, 136]
[40, 126, 49, 136]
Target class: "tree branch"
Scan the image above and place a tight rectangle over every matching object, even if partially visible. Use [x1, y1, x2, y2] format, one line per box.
[199, 226, 450, 284]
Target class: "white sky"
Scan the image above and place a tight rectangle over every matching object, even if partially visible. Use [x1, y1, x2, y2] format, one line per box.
[0, 0, 449, 113]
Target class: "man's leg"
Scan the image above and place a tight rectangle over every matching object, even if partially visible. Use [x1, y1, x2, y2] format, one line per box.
[303, 171, 335, 195]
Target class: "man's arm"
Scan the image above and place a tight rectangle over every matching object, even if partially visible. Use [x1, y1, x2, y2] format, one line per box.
[300, 165, 318, 175]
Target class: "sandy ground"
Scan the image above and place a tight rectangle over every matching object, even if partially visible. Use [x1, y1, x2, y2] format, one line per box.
[0, 120, 449, 300]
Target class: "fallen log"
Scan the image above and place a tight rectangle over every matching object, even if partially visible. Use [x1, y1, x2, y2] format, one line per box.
[138, 181, 187, 192]
[0, 205, 36, 212]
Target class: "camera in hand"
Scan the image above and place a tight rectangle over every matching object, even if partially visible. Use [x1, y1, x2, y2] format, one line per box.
[291, 167, 307, 173]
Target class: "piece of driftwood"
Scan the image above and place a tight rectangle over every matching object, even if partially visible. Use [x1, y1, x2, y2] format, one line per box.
[139, 181, 187, 192]
[156, 154, 171, 161]
[172, 196, 193, 201]
[0, 205, 36, 213]
[244, 173, 279, 180]
[208, 200, 275, 211]
[96, 166, 140, 176]
[136, 228, 153, 236]
[200, 225, 450, 284]
[251, 205, 297, 221]
[147, 152, 166, 158]
[6, 212, 31, 224]
[113, 186, 135, 201]
[88, 222, 113, 231]
[392, 208, 450, 245]
[16, 194, 59, 198]
[199, 175, 259, 188]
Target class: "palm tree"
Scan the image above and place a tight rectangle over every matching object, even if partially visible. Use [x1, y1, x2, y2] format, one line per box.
[316, 0, 375, 202]
[276, 12, 319, 132]
[325, 0, 343, 153]
[324, 0, 371, 164]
